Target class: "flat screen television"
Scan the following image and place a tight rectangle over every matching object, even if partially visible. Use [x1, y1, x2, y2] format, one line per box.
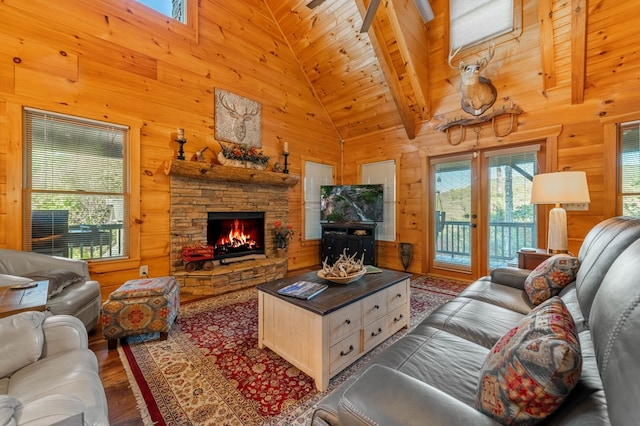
[320, 184, 384, 223]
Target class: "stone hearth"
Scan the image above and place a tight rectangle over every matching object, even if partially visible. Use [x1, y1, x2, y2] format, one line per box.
[166, 160, 298, 296]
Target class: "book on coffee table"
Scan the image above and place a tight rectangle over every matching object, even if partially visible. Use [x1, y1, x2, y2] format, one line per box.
[277, 281, 328, 300]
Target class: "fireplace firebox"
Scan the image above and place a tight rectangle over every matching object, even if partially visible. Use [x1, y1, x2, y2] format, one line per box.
[207, 212, 265, 261]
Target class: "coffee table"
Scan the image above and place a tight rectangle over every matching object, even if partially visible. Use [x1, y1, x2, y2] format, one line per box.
[257, 269, 411, 391]
[0, 280, 49, 318]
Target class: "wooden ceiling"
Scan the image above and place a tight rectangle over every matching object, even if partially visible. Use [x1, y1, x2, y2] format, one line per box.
[264, 0, 431, 141]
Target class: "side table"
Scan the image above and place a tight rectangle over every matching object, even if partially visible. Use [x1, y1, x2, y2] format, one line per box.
[517, 248, 553, 270]
[0, 280, 49, 318]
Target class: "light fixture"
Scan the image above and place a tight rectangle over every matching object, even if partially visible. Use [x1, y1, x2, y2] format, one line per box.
[531, 171, 590, 254]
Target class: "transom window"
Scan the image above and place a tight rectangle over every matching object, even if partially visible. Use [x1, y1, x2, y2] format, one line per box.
[24, 108, 130, 260]
[135, 0, 185, 23]
[449, 0, 522, 51]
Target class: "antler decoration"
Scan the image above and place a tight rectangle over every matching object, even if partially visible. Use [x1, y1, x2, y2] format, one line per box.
[435, 103, 524, 145]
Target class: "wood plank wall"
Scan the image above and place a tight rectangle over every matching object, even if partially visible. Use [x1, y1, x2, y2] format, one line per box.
[1, 0, 639, 291]
[343, 0, 640, 275]
[0, 0, 341, 295]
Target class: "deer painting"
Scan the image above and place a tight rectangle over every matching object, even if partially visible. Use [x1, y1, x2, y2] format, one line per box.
[448, 40, 497, 116]
[214, 88, 262, 147]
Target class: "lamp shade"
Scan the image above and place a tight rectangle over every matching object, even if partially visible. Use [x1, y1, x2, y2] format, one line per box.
[531, 171, 591, 205]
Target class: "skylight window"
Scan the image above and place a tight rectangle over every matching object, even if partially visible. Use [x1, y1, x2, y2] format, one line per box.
[136, 0, 185, 23]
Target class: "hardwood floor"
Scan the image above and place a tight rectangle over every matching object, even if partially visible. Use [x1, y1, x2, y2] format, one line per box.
[90, 266, 318, 424]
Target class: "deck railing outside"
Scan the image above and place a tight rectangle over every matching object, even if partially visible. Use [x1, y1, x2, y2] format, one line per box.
[435, 220, 536, 268]
[67, 223, 124, 259]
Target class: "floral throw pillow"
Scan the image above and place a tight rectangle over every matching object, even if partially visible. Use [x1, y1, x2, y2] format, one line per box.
[524, 254, 579, 305]
[475, 297, 582, 425]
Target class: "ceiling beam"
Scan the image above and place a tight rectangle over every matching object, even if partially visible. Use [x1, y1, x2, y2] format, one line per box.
[355, 0, 417, 139]
[538, 0, 557, 90]
[385, 0, 430, 121]
[571, 0, 587, 104]
[360, 0, 381, 32]
[305, 0, 326, 9]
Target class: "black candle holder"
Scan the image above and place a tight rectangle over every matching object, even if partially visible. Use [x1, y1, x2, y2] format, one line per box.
[175, 138, 187, 160]
[283, 152, 289, 174]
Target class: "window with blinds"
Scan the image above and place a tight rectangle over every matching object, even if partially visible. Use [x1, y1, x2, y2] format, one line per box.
[619, 121, 640, 217]
[361, 160, 396, 242]
[449, 0, 522, 51]
[304, 161, 334, 240]
[24, 108, 129, 260]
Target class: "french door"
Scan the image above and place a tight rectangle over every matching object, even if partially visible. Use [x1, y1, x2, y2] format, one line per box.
[430, 145, 543, 279]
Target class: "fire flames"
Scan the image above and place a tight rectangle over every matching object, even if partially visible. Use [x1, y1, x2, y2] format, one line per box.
[216, 219, 258, 250]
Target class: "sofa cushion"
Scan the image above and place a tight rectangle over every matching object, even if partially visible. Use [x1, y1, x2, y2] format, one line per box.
[0, 395, 20, 426]
[476, 296, 582, 425]
[0, 312, 46, 378]
[23, 269, 85, 298]
[524, 254, 579, 305]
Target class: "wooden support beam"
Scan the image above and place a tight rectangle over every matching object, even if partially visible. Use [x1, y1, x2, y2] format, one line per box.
[385, 0, 430, 121]
[355, 0, 417, 139]
[571, 0, 587, 104]
[538, 0, 556, 90]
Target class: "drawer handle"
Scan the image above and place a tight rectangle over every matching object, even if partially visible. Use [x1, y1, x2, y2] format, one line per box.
[396, 293, 402, 299]
[340, 345, 354, 356]
[394, 314, 404, 323]
[345, 319, 351, 325]
[371, 328, 383, 337]
[374, 304, 380, 310]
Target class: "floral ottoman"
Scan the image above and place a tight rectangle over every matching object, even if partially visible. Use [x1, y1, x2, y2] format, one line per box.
[101, 276, 180, 349]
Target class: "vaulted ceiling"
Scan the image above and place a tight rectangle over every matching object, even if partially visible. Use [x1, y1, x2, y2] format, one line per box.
[264, 0, 432, 141]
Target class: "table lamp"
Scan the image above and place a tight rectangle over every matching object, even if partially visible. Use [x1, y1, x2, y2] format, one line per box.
[530, 171, 590, 253]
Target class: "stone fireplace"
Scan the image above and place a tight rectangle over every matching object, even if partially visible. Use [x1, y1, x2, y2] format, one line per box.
[166, 160, 299, 296]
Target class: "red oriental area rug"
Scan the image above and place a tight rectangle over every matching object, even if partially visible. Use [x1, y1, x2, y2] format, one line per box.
[119, 275, 466, 425]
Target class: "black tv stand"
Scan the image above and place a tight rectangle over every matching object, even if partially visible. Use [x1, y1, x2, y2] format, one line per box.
[320, 222, 376, 266]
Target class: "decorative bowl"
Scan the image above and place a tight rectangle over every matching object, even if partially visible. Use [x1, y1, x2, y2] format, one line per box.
[317, 268, 366, 285]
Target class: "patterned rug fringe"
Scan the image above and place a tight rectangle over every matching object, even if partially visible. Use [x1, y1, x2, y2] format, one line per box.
[118, 346, 155, 425]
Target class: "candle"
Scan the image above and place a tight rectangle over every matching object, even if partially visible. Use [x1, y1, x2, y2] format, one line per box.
[177, 128, 185, 140]
[283, 142, 289, 153]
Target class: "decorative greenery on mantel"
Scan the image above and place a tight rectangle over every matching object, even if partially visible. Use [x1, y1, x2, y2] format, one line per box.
[164, 159, 299, 187]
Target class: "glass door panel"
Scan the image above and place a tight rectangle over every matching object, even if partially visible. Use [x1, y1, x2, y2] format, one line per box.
[485, 150, 538, 269]
[432, 158, 473, 272]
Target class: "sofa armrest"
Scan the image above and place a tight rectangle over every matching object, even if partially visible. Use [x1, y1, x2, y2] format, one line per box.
[14, 394, 87, 426]
[337, 364, 500, 426]
[489, 267, 530, 290]
[40, 315, 88, 358]
[0, 249, 91, 280]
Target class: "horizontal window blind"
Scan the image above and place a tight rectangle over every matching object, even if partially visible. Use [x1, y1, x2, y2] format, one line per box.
[24, 108, 129, 260]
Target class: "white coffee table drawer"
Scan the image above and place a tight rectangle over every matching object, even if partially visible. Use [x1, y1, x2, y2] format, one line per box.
[329, 301, 362, 345]
[329, 332, 361, 376]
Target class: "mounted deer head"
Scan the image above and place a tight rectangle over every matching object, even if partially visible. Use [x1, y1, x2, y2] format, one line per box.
[220, 94, 260, 142]
[448, 40, 497, 116]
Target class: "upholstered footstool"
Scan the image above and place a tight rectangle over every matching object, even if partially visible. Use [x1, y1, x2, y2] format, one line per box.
[101, 276, 180, 350]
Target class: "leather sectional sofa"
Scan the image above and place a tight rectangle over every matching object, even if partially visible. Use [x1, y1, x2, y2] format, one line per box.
[0, 312, 109, 425]
[312, 216, 640, 425]
[0, 248, 101, 331]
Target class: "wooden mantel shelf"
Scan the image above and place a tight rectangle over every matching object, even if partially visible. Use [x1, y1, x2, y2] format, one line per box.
[164, 159, 300, 187]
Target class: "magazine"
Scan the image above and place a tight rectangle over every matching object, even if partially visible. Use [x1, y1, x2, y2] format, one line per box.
[277, 281, 328, 300]
[364, 265, 383, 274]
